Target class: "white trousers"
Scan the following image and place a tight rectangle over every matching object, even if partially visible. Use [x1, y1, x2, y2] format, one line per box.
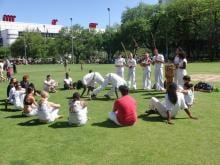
[176, 69, 187, 87]
[154, 68, 164, 90]
[92, 78, 116, 96]
[116, 67, 124, 79]
[127, 69, 137, 89]
[143, 69, 151, 89]
[109, 112, 121, 126]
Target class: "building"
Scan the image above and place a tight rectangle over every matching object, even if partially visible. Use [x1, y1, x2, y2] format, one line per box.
[0, 17, 63, 47]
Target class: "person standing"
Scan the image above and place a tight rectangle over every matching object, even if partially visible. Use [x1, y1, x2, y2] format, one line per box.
[173, 47, 181, 84]
[152, 49, 165, 91]
[109, 85, 137, 126]
[176, 52, 187, 88]
[115, 54, 126, 79]
[140, 52, 151, 90]
[126, 53, 137, 90]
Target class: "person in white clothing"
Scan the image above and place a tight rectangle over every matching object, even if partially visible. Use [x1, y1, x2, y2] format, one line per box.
[76, 70, 104, 97]
[64, 72, 73, 89]
[181, 83, 194, 107]
[13, 83, 26, 110]
[44, 75, 58, 93]
[126, 53, 137, 90]
[68, 92, 88, 126]
[173, 47, 182, 84]
[152, 49, 165, 91]
[91, 73, 127, 99]
[140, 52, 151, 90]
[38, 91, 62, 123]
[176, 52, 187, 88]
[146, 83, 197, 124]
[115, 54, 126, 79]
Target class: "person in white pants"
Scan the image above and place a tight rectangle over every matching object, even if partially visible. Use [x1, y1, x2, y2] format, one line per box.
[127, 53, 137, 90]
[152, 49, 165, 91]
[146, 83, 197, 124]
[38, 91, 62, 123]
[140, 52, 151, 90]
[76, 70, 104, 96]
[115, 54, 126, 79]
[91, 73, 127, 99]
[176, 53, 187, 88]
[173, 48, 181, 84]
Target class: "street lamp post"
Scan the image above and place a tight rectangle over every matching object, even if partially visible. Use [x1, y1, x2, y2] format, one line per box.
[70, 17, 74, 64]
[107, 8, 111, 63]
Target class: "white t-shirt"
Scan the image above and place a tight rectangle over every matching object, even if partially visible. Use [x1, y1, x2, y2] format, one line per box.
[115, 58, 125, 67]
[163, 92, 188, 117]
[174, 56, 180, 65]
[184, 89, 194, 106]
[14, 89, 26, 109]
[44, 79, 57, 90]
[127, 58, 137, 71]
[64, 77, 72, 85]
[8, 87, 16, 103]
[153, 54, 164, 69]
[179, 58, 187, 68]
[68, 100, 88, 125]
[106, 73, 127, 88]
[82, 72, 104, 87]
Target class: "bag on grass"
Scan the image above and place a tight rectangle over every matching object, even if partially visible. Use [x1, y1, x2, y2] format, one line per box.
[194, 82, 213, 92]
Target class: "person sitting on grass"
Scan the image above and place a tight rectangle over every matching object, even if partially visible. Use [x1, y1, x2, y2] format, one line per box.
[91, 73, 127, 99]
[68, 92, 88, 126]
[7, 78, 16, 98]
[10, 82, 26, 110]
[181, 82, 194, 108]
[64, 72, 73, 90]
[44, 74, 58, 93]
[37, 91, 62, 123]
[20, 74, 30, 89]
[22, 87, 38, 117]
[109, 85, 137, 126]
[146, 83, 197, 124]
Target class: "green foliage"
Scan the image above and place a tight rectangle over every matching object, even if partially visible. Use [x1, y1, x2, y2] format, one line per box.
[0, 47, 10, 58]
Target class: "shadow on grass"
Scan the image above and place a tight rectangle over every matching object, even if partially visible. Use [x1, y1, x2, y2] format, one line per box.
[92, 119, 120, 128]
[0, 99, 6, 102]
[5, 114, 26, 118]
[66, 96, 72, 99]
[18, 119, 45, 126]
[138, 114, 165, 123]
[0, 108, 21, 112]
[144, 95, 164, 99]
[89, 97, 115, 102]
[49, 121, 73, 129]
[142, 91, 165, 96]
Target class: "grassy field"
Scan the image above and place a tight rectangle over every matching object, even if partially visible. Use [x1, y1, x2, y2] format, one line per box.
[0, 62, 220, 165]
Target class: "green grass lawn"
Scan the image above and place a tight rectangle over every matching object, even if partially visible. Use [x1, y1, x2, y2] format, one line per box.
[0, 63, 220, 165]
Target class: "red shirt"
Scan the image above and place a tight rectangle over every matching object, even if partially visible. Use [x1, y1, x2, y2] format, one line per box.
[113, 95, 137, 126]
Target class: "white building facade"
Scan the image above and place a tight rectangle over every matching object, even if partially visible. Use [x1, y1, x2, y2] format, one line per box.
[0, 21, 63, 47]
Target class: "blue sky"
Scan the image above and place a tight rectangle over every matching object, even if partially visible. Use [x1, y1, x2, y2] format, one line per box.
[0, 0, 158, 28]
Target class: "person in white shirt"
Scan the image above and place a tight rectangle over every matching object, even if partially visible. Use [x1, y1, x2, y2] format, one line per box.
[152, 49, 165, 91]
[76, 70, 104, 97]
[64, 72, 73, 89]
[44, 75, 58, 93]
[91, 73, 127, 99]
[13, 83, 26, 110]
[177, 52, 187, 88]
[115, 54, 126, 79]
[173, 47, 181, 84]
[126, 53, 137, 90]
[181, 83, 194, 107]
[146, 83, 197, 124]
[140, 52, 151, 90]
[38, 91, 62, 123]
[68, 92, 88, 126]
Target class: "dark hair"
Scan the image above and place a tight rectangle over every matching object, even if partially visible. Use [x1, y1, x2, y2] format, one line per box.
[65, 72, 69, 78]
[26, 86, 34, 94]
[167, 83, 178, 105]
[76, 80, 84, 90]
[46, 75, 51, 78]
[183, 75, 191, 81]
[89, 70, 93, 73]
[119, 85, 129, 96]
[9, 78, 15, 84]
[184, 83, 193, 89]
[72, 92, 80, 100]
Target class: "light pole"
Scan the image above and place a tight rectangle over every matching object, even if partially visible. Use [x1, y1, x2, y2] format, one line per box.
[70, 17, 74, 63]
[107, 8, 111, 62]
[23, 36, 27, 60]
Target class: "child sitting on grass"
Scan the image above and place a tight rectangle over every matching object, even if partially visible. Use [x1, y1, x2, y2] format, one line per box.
[181, 75, 194, 107]
[68, 92, 88, 126]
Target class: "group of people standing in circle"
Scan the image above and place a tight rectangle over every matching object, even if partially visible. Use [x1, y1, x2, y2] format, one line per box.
[114, 47, 188, 92]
